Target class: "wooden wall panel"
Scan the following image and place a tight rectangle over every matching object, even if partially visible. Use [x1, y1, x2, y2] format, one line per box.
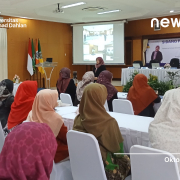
[133, 39, 142, 61]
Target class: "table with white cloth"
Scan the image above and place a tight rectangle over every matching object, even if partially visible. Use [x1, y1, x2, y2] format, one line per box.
[13, 83, 21, 96]
[117, 92, 162, 113]
[58, 109, 154, 153]
[55, 106, 78, 116]
[121, 68, 180, 86]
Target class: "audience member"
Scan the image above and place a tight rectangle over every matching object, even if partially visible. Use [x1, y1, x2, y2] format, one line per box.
[0, 122, 57, 180]
[73, 83, 130, 180]
[7, 81, 37, 130]
[74, 71, 94, 106]
[97, 70, 118, 111]
[149, 89, 180, 171]
[127, 74, 161, 117]
[27, 89, 69, 163]
[0, 79, 14, 128]
[56, 67, 76, 105]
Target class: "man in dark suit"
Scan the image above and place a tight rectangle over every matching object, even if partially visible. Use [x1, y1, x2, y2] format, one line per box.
[151, 45, 163, 63]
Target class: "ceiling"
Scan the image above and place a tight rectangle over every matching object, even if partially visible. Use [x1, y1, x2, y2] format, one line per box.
[0, 0, 180, 24]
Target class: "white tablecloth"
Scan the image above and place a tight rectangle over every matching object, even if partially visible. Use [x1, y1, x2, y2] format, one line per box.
[13, 83, 21, 96]
[117, 92, 162, 113]
[60, 110, 154, 153]
[121, 68, 180, 85]
[55, 106, 78, 116]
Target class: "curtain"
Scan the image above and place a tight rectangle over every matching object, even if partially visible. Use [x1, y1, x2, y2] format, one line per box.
[0, 28, 7, 81]
[142, 39, 148, 66]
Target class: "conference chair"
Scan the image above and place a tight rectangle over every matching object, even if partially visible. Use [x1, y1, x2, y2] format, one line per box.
[133, 61, 143, 68]
[112, 99, 134, 115]
[104, 100, 109, 111]
[0, 124, 5, 153]
[130, 145, 180, 180]
[67, 130, 131, 180]
[170, 58, 179, 69]
[60, 93, 73, 106]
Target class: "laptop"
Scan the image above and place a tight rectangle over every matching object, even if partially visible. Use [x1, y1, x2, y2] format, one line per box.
[152, 63, 160, 69]
[46, 58, 53, 62]
[133, 63, 140, 69]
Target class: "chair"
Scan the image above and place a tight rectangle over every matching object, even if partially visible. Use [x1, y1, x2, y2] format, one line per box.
[112, 99, 134, 115]
[0, 124, 5, 153]
[133, 61, 143, 68]
[130, 145, 180, 180]
[67, 130, 130, 180]
[60, 93, 73, 106]
[104, 100, 109, 111]
[170, 58, 179, 69]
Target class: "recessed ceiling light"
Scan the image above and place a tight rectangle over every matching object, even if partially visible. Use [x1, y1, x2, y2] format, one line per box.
[98, 10, 121, 15]
[62, 2, 86, 9]
[170, 10, 174, 13]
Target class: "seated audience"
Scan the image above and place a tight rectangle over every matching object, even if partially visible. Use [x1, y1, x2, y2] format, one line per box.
[74, 71, 94, 106]
[73, 83, 130, 180]
[7, 81, 37, 130]
[56, 67, 76, 105]
[127, 74, 161, 117]
[93, 57, 106, 81]
[0, 122, 57, 180]
[27, 89, 69, 163]
[149, 89, 180, 171]
[0, 79, 14, 128]
[97, 70, 118, 111]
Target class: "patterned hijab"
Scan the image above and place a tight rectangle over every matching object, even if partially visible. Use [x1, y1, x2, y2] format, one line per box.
[97, 70, 118, 101]
[57, 68, 71, 93]
[95, 57, 105, 70]
[0, 79, 14, 105]
[8, 81, 37, 130]
[0, 122, 57, 180]
[76, 71, 94, 101]
[127, 74, 157, 115]
[73, 83, 123, 161]
[27, 89, 63, 137]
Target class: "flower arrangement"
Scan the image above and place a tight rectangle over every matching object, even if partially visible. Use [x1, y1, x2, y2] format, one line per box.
[13, 74, 20, 83]
[164, 63, 171, 69]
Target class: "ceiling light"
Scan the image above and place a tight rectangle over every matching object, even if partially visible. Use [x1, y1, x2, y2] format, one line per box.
[62, 2, 86, 9]
[98, 10, 121, 15]
[170, 10, 174, 13]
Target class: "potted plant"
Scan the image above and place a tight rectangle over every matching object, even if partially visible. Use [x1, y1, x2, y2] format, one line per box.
[13, 74, 20, 84]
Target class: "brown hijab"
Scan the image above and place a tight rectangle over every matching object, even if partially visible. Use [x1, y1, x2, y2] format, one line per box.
[73, 83, 123, 161]
[57, 68, 71, 93]
[127, 74, 158, 115]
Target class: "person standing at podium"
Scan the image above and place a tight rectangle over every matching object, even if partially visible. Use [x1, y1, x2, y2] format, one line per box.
[56, 67, 76, 105]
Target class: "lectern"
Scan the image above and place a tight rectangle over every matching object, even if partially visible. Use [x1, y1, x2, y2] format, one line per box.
[35, 62, 58, 89]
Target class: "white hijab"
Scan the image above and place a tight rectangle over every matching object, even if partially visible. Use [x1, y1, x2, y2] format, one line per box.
[149, 88, 180, 170]
[76, 71, 94, 101]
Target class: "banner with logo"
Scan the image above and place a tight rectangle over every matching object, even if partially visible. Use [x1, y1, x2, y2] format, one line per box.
[146, 38, 180, 64]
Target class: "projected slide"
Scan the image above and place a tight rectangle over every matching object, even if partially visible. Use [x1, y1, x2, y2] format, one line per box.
[83, 24, 113, 61]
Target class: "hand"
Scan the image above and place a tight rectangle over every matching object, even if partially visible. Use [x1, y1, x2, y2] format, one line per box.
[94, 77, 98, 80]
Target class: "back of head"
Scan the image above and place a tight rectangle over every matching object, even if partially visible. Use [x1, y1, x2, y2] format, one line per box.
[0, 122, 57, 180]
[82, 71, 94, 83]
[59, 67, 71, 79]
[97, 70, 112, 84]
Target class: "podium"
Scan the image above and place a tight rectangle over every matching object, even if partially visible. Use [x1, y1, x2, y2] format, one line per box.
[35, 62, 58, 89]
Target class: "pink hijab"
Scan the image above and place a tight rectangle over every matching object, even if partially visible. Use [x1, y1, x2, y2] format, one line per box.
[57, 68, 71, 93]
[0, 122, 57, 180]
[97, 70, 118, 101]
[27, 89, 63, 137]
[95, 57, 105, 70]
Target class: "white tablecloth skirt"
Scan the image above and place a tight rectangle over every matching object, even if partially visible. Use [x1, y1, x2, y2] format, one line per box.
[121, 68, 180, 85]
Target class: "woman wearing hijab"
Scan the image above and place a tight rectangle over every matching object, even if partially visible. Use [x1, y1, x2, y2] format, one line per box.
[127, 74, 161, 117]
[0, 122, 57, 180]
[93, 57, 106, 80]
[27, 89, 69, 163]
[149, 89, 180, 171]
[74, 71, 94, 106]
[73, 83, 130, 180]
[0, 79, 14, 128]
[56, 67, 76, 105]
[97, 70, 118, 111]
[7, 81, 37, 130]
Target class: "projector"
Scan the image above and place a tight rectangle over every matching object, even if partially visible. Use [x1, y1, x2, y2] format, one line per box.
[53, 3, 64, 13]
